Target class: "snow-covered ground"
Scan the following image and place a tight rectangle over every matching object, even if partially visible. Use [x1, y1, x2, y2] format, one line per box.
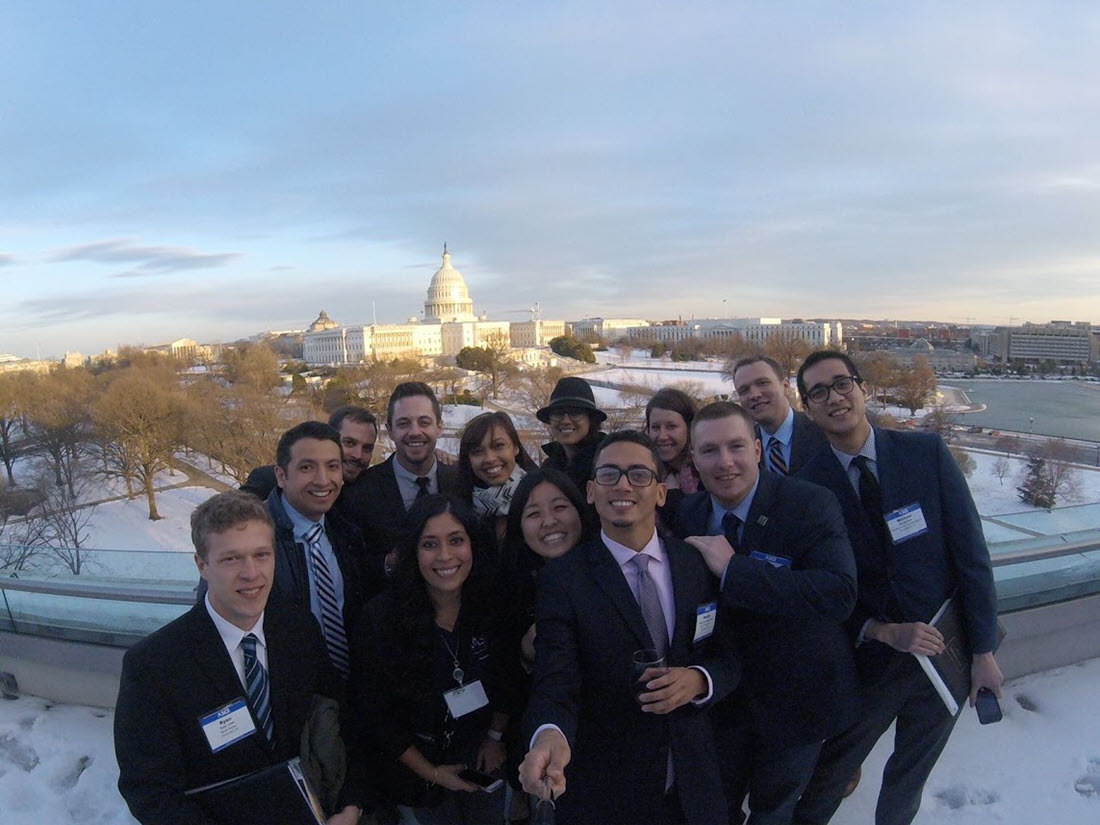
[3, 658, 1098, 825]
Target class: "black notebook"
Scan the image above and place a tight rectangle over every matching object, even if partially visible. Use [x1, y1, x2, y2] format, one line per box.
[913, 594, 1006, 716]
[185, 757, 326, 825]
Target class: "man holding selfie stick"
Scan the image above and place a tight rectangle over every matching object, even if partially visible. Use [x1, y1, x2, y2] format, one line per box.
[520, 431, 740, 825]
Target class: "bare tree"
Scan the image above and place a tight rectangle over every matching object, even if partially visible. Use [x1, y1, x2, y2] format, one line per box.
[894, 357, 938, 415]
[615, 341, 634, 363]
[718, 335, 759, 383]
[992, 455, 1010, 486]
[19, 464, 98, 575]
[514, 366, 565, 415]
[23, 367, 97, 495]
[1041, 438, 1081, 505]
[0, 373, 25, 487]
[764, 334, 813, 380]
[94, 368, 186, 520]
[948, 446, 976, 478]
[854, 351, 898, 408]
[921, 406, 955, 443]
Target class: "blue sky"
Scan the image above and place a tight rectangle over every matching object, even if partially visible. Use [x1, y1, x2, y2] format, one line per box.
[2, 1, 1099, 358]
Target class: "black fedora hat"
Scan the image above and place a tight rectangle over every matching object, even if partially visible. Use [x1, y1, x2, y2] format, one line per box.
[536, 376, 608, 424]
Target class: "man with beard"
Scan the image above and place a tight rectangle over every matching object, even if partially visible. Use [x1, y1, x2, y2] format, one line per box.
[240, 405, 378, 508]
[342, 382, 456, 594]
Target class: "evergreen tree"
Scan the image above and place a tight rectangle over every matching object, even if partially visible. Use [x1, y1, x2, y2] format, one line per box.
[1017, 454, 1056, 508]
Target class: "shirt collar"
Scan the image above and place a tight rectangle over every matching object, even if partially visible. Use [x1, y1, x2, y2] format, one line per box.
[766, 406, 796, 446]
[830, 426, 877, 471]
[601, 528, 664, 570]
[205, 593, 266, 651]
[280, 493, 325, 541]
[709, 476, 759, 526]
[391, 453, 438, 486]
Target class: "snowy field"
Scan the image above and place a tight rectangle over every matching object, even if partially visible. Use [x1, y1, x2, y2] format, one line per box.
[3, 658, 1098, 825]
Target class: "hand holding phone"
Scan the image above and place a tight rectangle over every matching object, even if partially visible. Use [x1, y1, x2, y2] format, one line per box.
[975, 687, 1002, 724]
[458, 768, 504, 792]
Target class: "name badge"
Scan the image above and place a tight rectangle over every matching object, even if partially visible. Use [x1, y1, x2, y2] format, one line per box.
[443, 679, 489, 718]
[694, 602, 718, 643]
[749, 550, 792, 568]
[199, 698, 257, 753]
[885, 503, 929, 544]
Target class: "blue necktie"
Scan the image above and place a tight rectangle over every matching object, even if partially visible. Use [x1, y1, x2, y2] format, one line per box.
[241, 633, 273, 742]
[304, 522, 350, 675]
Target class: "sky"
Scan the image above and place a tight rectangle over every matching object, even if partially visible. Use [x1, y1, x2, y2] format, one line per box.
[2, 1, 1100, 358]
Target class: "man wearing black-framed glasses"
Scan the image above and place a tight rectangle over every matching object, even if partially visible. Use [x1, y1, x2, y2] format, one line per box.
[792, 351, 1002, 825]
[521, 430, 739, 825]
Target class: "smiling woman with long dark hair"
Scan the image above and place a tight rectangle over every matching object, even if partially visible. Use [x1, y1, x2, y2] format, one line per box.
[349, 495, 520, 824]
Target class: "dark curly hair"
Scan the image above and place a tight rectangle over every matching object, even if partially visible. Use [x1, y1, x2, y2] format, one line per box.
[389, 495, 497, 703]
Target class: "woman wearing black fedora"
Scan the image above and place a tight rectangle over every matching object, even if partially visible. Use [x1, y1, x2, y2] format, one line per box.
[535, 376, 607, 496]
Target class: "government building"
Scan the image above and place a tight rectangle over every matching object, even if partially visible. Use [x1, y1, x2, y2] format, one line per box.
[303, 246, 565, 366]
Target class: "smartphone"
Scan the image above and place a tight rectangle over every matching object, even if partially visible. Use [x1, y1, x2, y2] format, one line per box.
[458, 768, 504, 792]
[975, 687, 1002, 724]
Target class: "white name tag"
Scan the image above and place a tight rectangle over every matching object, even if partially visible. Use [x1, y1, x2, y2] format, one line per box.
[694, 602, 718, 643]
[199, 698, 257, 753]
[885, 503, 929, 545]
[443, 679, 489, 718]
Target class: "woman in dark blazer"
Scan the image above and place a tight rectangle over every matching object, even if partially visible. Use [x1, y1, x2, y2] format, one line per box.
[350, 495, 521, 825]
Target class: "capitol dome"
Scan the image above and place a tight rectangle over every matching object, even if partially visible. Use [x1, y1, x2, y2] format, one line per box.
[424, 244, 476, 323]
[309, 309, 339, 332]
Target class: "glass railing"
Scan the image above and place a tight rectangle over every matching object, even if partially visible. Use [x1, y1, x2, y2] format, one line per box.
[3, 515, 1100, 647]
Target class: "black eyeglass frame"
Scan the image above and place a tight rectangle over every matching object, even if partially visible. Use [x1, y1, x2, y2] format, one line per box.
[592, 465, 659, 487]
[805, 375, 859, 405]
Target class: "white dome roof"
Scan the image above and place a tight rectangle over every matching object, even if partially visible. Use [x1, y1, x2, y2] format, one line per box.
[424, 244, 476, 322]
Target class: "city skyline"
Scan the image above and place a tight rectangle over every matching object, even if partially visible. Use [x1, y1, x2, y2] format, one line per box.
[3, 2, 1099, 357]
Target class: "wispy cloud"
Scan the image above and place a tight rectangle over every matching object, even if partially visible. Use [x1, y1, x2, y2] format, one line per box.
[0, 253, 16, 266]
[47, 238, 240, 275]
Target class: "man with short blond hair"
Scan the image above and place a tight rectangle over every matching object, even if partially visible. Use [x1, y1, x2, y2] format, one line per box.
[115, 490, 363, 825]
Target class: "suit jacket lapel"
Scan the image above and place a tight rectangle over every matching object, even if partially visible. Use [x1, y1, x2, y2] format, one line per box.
[680, 492, 712, 537]
[383, 455, 407, 515]
[263, 606, 291, 754]
[665, 539, 701, 654]
[188, 604, 247, 703]
[740, 472, 778, 556]
[586, 540, 654, 651]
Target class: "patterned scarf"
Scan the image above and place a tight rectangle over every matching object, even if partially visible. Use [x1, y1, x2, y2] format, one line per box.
[472, 466, 526, 518]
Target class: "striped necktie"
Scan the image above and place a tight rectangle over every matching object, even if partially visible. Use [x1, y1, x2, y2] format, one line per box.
[630, 554, 669, 657]
[241, 633, 273, 741]
[768, 437, 789, 476]
[303, 522, 350, 675]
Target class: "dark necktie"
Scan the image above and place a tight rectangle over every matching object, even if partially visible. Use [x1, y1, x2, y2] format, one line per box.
[241, 633, 274, 741]
[304, 522, 350, 675]
[630, 554, 669, 657]
[852, 456, 887, 546]
[768, 437, 789, 476]
[415, 476, 431, 499]
[721, 512, 742, 554]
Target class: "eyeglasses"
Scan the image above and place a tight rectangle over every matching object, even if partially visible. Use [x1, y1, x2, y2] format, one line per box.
[593, 465, 659, 487]
[806, 376, 857, 405]
[549, 409, 587, 422]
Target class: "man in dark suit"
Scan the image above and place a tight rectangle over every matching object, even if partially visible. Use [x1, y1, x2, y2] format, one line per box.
[341, 382, 456, 593]
[240, 405, 378, 514]
[791, 351, 1003, 825]
[115, 490, 363, 825]
[732, 356, 827, 476]
[520, 430, 740, 825]
[675, 401, 859, 825]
